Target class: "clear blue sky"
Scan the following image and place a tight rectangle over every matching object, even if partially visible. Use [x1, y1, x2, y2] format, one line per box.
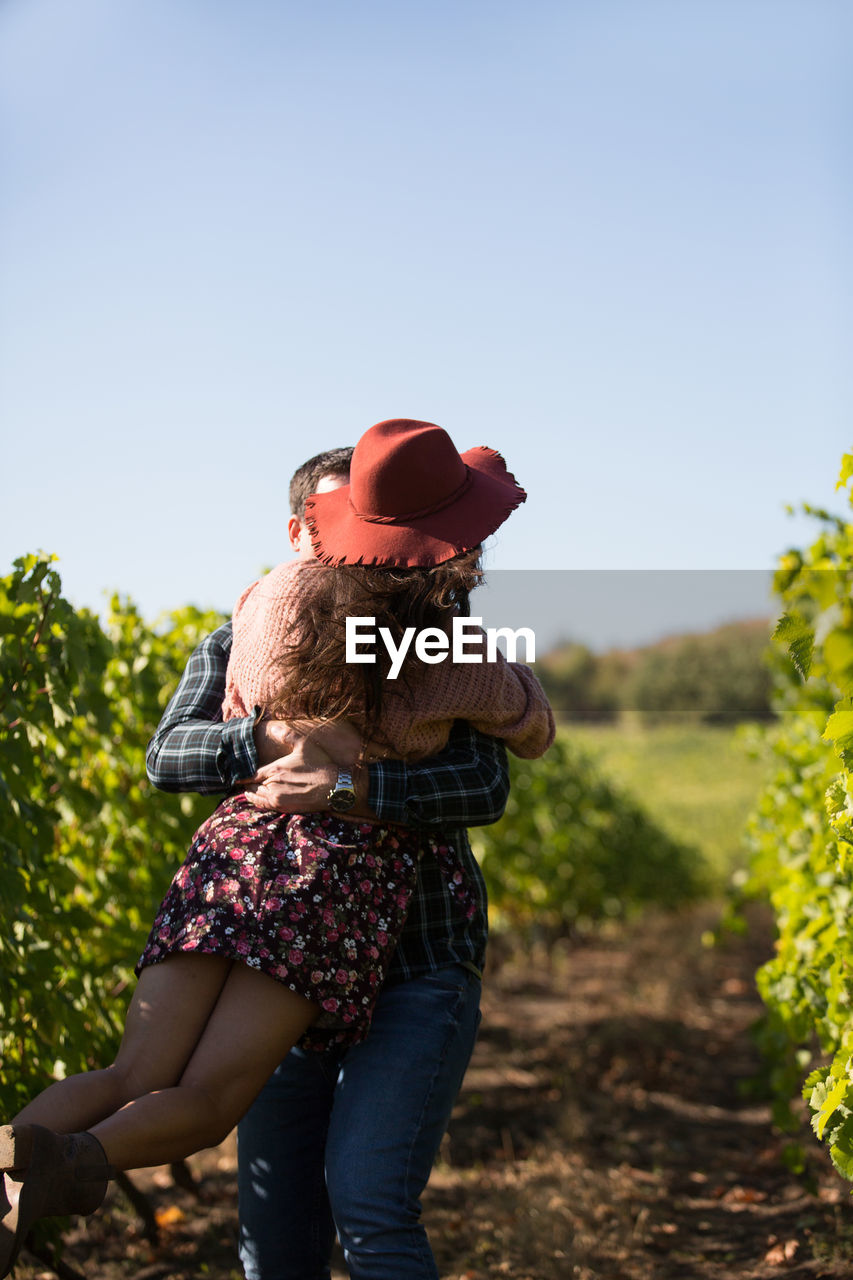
[2, 0, 850, 638]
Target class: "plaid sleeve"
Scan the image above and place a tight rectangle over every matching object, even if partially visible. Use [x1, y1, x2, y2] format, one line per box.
[145, 622, 259, 794]
[368, 721, 510, 828]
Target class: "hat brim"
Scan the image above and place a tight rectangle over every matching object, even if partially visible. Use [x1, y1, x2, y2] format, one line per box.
[305, 446, 526, 567]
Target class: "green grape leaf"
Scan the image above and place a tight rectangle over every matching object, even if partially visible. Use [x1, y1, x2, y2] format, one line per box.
[773, 612, 814, 680]
[823, 701, 853, 768]
[813, 1076, 850, 1139]
[828, 1111, 853, 1180]
[824, 629, 853, 695]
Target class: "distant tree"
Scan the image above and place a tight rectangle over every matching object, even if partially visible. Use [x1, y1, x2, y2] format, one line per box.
[628, 620, 774, 722]
[538, 620, 775, 723]
[536, 641, 624, 722]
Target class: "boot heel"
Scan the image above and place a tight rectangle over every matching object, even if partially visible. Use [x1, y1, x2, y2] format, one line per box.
[0, 1126, 34, 1174]
[1, 1126, 111, 1278]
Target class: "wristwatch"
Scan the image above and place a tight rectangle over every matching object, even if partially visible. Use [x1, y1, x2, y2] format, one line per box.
[327, 769, 357, 813]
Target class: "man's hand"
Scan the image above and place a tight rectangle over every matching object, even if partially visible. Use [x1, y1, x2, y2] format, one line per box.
[253, 716, 364, 768]
[241, 736, 372, 816]
[243, 736, 336, 811]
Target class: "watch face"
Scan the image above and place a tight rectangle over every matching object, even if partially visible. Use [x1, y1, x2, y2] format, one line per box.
[330, 787, 357, 813]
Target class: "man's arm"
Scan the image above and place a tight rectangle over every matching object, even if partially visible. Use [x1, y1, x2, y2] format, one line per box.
[145, 622, 258, 794]
[244, 719, 509, 827]
[368, 721, 510, 829]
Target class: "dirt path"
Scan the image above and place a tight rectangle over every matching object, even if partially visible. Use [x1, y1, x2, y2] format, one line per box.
[425, 904, 852, 1280]
[13, 904, 853, 1279]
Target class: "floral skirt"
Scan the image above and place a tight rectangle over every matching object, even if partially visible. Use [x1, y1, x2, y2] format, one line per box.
[136, 795, 468, 1048]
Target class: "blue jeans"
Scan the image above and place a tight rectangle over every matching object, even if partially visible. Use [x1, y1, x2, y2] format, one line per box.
[237, 965, 482, 1280]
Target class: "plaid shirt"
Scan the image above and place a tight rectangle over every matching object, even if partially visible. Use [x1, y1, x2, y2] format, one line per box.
[146, 622, 509, 980]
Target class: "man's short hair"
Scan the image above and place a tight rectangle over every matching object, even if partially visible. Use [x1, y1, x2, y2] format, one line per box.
[289, 447, 354, 518]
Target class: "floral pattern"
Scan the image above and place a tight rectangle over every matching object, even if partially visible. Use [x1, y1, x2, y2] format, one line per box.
[137, 795, 475, 1048]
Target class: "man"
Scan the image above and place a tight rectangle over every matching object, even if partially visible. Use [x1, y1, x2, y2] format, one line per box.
[146, 446, 509, 1280]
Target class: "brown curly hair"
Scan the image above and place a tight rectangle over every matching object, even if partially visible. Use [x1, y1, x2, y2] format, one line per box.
[263, 549, 483, 734]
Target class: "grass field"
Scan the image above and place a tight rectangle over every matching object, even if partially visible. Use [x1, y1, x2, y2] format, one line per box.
[564, 720, 770, 886]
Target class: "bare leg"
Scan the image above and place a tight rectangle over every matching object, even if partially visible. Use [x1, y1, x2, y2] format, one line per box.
[87, 959, 318, 1170]
[13, 955, 233, 1134]
[1, 954, 318, 1280]
[1, 956, 236, 1275]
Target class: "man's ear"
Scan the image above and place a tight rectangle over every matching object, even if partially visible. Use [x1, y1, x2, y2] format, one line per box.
[287, 514, 303, 553]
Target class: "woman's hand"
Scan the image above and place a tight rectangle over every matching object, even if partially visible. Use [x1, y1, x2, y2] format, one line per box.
[297, 718, 365, 768]
[253, 716, 364, 768]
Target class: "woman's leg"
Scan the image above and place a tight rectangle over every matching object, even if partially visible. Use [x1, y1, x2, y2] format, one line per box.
[12, 954, 319, 1172]
[2, 955, 239, 1277]
[13, 955, 233, 1134]
[87, 958, 319, 1171]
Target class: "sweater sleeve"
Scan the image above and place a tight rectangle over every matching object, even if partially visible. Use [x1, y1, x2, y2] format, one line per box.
[223, 562, 305, 721]
[465, 658, 555, 758]
[471, 659, 556, 758]
[383, 627, 556, 760]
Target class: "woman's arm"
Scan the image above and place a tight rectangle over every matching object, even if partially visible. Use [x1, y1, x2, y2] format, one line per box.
[147, 627, 510, 826]
[381, 635, 556, 763]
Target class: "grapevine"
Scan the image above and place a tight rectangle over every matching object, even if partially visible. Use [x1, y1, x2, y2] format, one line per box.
[745, 454, 853, 1178]
[0, 554, 224, 1118]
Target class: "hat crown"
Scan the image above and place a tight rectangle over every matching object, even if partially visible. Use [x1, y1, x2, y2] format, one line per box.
[304, 416, 525, 567]
[350, 420, 468, 521]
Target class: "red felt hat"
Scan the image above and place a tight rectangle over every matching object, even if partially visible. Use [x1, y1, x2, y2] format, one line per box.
[304, 418, 526, 567]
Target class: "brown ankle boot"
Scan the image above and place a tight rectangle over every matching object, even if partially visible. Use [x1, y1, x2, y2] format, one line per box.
[0, 1124, 112, 1277]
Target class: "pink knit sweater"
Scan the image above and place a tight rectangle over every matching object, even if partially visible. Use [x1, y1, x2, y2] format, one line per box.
[223, 561, 555, 761]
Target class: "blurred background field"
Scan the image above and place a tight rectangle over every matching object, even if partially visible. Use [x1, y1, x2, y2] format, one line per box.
[470, 624, 776, 941]
[566, 721, 768, 886]
[470, 717, 770, 942]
